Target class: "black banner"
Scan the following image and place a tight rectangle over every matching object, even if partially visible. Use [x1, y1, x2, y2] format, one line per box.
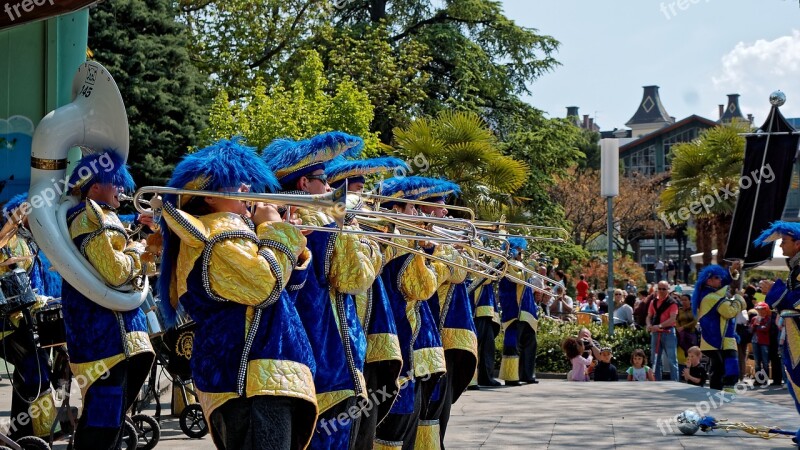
[1, 0, 98, 31]
[726, 107, 799, 268]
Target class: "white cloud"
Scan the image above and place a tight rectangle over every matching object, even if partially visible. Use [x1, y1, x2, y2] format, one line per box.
[712, 30, 800, 123]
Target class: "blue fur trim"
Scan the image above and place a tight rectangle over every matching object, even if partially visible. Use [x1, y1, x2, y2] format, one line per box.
[68, 150, 135, 194]
[159, 137, 276, 327]
[414, 179, 461, 201]
[691, 265, 730, 315]
[325, 156, 409, 185]
[754, 221, 800, 247]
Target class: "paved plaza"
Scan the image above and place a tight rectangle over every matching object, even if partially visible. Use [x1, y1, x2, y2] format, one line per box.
[0, 374, 798, 449]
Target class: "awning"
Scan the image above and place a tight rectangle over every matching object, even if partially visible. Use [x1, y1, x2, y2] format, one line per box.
[691, 239, 788, 271]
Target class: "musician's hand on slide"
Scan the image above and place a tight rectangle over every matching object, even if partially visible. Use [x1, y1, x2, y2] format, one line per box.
[138, 213, 156, 231]
[759, 279, 774, 294]
[253, 202, 282, 225]
[732, 260, 742, 271]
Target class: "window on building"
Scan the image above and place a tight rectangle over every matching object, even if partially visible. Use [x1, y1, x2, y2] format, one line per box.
[625, 145, 656, 175]
[663, 128, 701, 170]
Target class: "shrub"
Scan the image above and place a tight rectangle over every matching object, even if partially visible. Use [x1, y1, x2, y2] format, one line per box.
[494, 317, 651, 373]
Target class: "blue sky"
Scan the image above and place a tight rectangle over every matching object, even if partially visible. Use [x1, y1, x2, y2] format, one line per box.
[499, 0, 800, 130]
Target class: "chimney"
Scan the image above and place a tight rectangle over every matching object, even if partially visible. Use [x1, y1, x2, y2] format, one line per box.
[718, 105, 724, 119]
[588, 118, 594, 130]
[747, 114, 754, 124]
[626, 85, 672, 127]
[566, 106, 579, 118]
[720, 94, 745, 123]
[583, 115, 590, 129]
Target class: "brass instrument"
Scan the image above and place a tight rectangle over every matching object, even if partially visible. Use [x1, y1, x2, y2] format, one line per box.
[359, 192, 476, 220]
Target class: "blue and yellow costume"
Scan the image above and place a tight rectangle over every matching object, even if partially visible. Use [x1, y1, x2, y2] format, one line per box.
[498, 238, 538, 385]
[61, 150, 156, 448]
[755, 221, 800, 441]
[327, 157, 407, 450]
[691, 264, 744, 390]
[410, 179, 477, 449]
[264, 133, 380, 450]
[372, 177, 447, 450]
[0, 194, 60, 439]
[469, 273, 500, 387]
[159, 139, 317, 450]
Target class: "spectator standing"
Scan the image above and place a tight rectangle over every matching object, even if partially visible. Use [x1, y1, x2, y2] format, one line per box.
[625, 279, 637, 296]
[667, 259, 676, 284]
[633, 291, 653, 328]
[655, 259, 665, 282]
[683, 259, 692, 284]
[576, 274, 589, 303]
[593, 347, 619, 381]
[676, 293, 698, 377]
[735, 307, 752, 382]
[751, 302, 772, 385]
[626, 349, 655, 381]
[646, 281, 679, 382]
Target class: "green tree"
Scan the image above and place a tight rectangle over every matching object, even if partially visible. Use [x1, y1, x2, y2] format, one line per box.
[392, 110, 529, 209]
[201, 50, 378, 152]
[659, 124, 746, 265]
[89, 0, 210, 185]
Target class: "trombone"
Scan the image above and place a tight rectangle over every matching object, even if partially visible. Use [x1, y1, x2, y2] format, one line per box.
[359, 192, 476, 221]
[472, 220, 569, 240]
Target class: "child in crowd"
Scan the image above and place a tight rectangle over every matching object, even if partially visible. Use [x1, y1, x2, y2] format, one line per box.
[593, 347, 619, 381]
[626, 348, 655, 381]
[563, 337, 592, 381]
[682, 346, 707, 387]
[750, 302, 772, 386]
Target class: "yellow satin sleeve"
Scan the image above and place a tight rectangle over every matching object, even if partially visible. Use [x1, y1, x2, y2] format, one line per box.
[329, 231, 376, 295]
[0, 234, 33, 275]
[716, 290, 746, 320]
[400, 254, 440, 302]
[296, 207, 336, 228]
[363, 238, 384, 274]
[208, 222, 306, 305]
[82, 220, 143, 287]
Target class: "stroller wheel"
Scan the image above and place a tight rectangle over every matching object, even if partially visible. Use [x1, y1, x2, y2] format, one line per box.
[179, 404, 208, 438]
[121, 418, 138, 449]
[14, 436, 50, 450]
[131, 414, 160, 450]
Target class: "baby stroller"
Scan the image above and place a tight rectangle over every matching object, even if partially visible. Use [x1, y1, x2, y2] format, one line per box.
[133, 297, 207, 440]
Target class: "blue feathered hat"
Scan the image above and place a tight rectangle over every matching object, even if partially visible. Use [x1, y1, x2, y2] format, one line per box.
[326, 156, 409, 189]
[754, 221, 800, 247]
[262, 132, 364, 190]
[2, 192, 28, 226]
[502, 237, 528, 258]
[158, 137, 277, 328]
[68, 149, 135, 196]
[691, 265, 730, 315]
[378, 176, 437, 208]
[414, 178, 461, 203]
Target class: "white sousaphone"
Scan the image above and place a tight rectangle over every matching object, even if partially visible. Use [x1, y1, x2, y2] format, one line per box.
[28, 61, 147, 311]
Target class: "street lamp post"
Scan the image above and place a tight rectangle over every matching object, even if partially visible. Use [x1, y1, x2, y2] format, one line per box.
[601, 139, 620, 336]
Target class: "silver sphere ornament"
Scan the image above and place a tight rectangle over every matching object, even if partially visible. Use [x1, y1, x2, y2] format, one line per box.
[676, 410, 701, 435]
[770, 90, 786, 107]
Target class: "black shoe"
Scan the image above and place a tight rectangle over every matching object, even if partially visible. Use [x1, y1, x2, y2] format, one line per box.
[467, 384, 480, 391]
[505, 380, 522, 386]
[524, 378, 539, 384]
[479, 379, 501, 387]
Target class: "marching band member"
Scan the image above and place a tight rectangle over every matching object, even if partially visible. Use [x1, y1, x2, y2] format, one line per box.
[158, 138, 316, 449]
[0, 194, 59, 440]
[414, 179, 477, 448]
[62, 150, 156, 449]
[373, 177, 446, 450]
[691, 263, 744, 391]
[756, 223, 800, 435]
[498, 238, 538, 386]
[469, 269, 501, 388]
[263, 132, 380, 450]
[326, 157, 407, 450]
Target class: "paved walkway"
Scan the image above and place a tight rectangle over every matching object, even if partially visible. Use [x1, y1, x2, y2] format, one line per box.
[0, 375, 798, 448]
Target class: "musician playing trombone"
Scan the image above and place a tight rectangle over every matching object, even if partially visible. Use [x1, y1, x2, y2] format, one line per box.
[0, 194, 60, 440]
[372, 177, 448, 450]
[263, 132, 381, 450]
[498, 238, 539, 386]
[413, 178, 477, 448]
[62, 150, 157, 449]
[158, 139, 316, 449]
[326, 156, 406, 450]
